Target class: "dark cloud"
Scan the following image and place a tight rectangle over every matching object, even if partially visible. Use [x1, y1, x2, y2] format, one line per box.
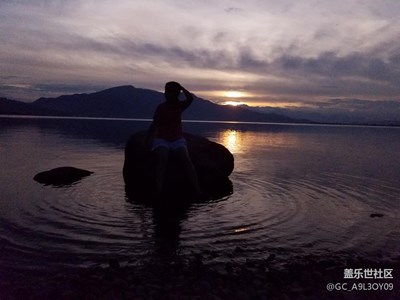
[319, 98, 400, 112]
[0, 75, 27, 80]
[231, 49, 400, 99]
[225, 7, 243, 13]
[273, 51, 400, 86]
[238, 48, 268, 71]
[34, 83, 110, 95]
[7, 29, 234, 70]
[1, 0, 400, 109]
[2, 27, 400, 102]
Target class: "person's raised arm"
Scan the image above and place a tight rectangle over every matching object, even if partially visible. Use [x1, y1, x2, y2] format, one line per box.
[180, 85, 194, 111]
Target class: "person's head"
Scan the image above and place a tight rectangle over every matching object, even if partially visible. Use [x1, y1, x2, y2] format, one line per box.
[165, 81, 181, 102]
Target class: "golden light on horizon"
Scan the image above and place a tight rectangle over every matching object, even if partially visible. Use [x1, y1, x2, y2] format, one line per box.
[194, 90, 312, 108]
[220, 90, 248, 106]
[205, 90, 252, 100]
[224, 90, 244, 98]
[222, 100, 246, 106]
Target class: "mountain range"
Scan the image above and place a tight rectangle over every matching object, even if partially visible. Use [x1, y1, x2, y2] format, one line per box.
[0, 85, 305, 123]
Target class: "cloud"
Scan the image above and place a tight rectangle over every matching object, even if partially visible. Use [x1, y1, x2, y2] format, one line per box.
[232, 49, 400, 100]
[225, 7, 244, 13]
[274, 51, 400, 84]
[34, 83, 110, 95]
[1, 0, 400, 107]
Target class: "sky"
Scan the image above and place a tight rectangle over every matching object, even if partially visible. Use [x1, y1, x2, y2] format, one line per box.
[1, 0, 400, 120]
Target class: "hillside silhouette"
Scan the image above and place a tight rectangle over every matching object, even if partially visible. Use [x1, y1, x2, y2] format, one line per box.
[1, 85, 304, 123]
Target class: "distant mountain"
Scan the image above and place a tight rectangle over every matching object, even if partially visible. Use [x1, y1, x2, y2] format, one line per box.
[245, 103, 400, 126]
[32, 86, 163, 118]
[1, 85, 305, 123]
[0, 97, 59, 116]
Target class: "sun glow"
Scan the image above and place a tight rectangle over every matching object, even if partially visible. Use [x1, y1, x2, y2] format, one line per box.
[223, 100, 246, 106]
[196, 90, 309, 108]
[224, 90, 244, 98]
[220, 90, 250, 106]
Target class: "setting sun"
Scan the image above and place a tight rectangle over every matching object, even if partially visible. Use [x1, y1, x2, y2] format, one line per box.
[220, 90, 248, 106]
[224, 91, 244, 98]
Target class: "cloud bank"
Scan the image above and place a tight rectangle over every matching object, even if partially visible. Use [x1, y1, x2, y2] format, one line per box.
[1, 0, 400, 121]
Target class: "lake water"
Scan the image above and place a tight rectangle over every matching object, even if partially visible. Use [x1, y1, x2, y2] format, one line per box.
[1, 116, 399, 275]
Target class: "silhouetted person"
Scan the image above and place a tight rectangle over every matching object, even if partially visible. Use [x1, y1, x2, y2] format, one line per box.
[146, 82, 202, 197]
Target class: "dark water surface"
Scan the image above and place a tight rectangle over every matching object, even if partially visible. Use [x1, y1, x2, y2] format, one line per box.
[1, 116, 399, 274]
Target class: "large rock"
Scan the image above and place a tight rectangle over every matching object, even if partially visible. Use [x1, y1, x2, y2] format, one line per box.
[123, 131, 234, 200]
[34, 167, 93, 186]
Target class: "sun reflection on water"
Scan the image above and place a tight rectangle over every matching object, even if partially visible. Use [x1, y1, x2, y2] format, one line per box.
[214, 128, 303, 171]
[221, 130, 242, 154]
[217, 128, 301, 155]
[234, 227, 250, 233]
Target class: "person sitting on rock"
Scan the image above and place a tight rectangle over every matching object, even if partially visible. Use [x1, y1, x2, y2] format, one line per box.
[146, 81, 202, 197]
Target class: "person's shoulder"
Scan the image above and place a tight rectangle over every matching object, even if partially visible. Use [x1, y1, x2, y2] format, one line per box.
[156, 102, 167, 110]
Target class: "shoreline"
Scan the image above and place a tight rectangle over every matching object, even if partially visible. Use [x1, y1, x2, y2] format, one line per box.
[2, 252, 399, 300]
[1, 114, 400, 129]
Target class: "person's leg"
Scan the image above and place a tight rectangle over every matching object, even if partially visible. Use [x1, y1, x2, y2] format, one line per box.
[173, 146, 202, 195]
[154, 146, 169, 195]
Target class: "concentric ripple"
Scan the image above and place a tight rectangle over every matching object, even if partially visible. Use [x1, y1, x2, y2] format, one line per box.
[1, 157, 399, 271]
[179, 171, 400, 263]
[0, 147, 157, 272]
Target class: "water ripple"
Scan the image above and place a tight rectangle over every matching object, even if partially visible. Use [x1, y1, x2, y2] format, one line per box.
[179, 171, 400, 262]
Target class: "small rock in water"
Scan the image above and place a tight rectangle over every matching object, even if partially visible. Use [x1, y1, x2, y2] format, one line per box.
[370, 213, 384, 218]
[34, 166, 93, 186]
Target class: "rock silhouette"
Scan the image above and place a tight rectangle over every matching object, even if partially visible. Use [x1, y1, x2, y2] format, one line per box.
[123, 131, 234, 200]
[34, 167, 93, 186]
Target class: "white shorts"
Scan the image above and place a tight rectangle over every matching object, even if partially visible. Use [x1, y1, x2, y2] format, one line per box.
[151, 138, 187, 151]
